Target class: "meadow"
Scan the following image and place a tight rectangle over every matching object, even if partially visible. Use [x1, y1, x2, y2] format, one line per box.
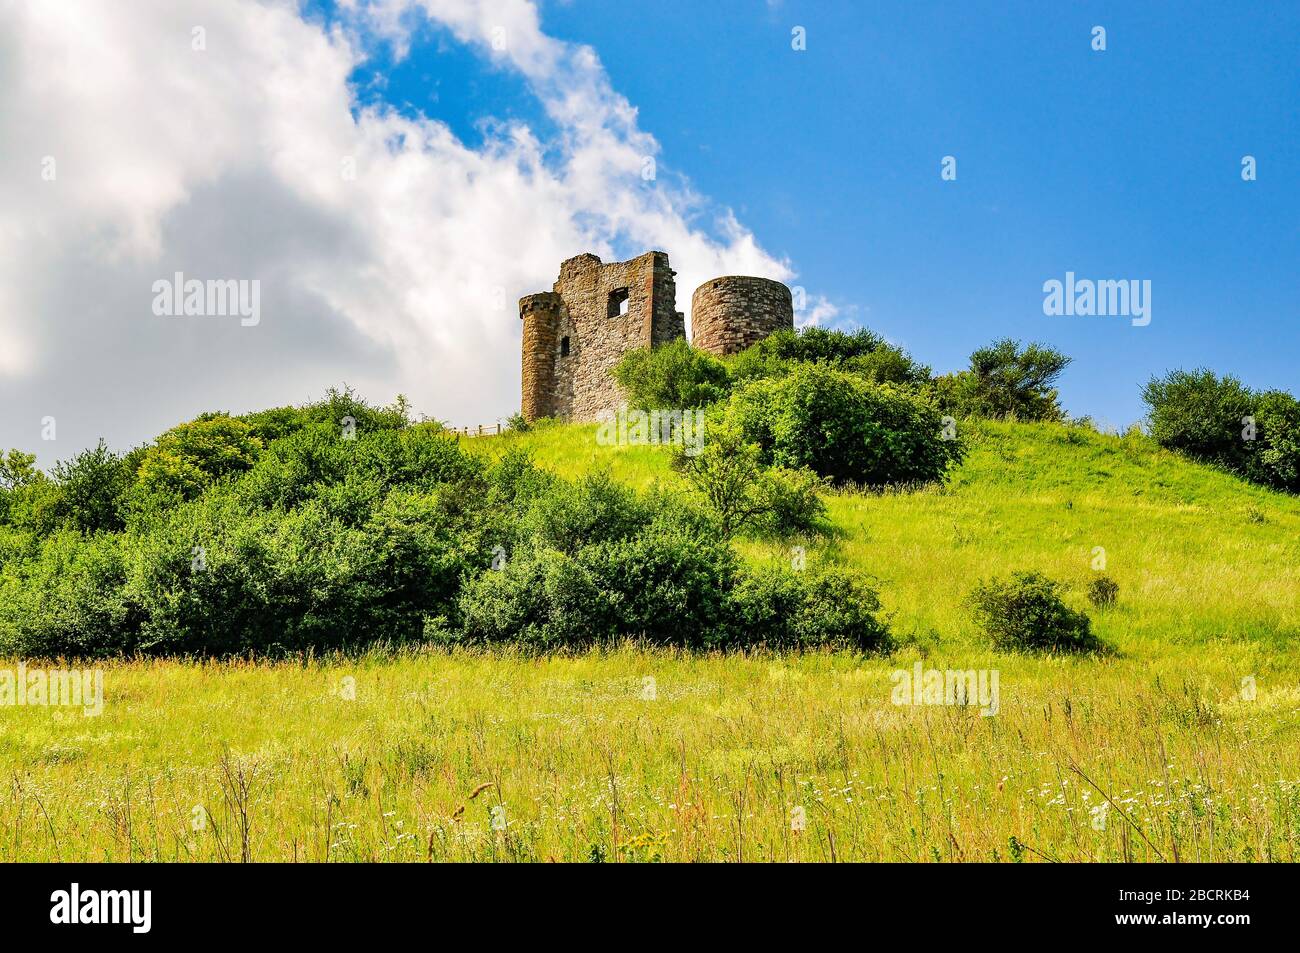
[2, 419, 1297, 861]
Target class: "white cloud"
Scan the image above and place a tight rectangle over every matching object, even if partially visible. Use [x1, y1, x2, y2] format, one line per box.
[799, 297, 842, 330]
[0, 0, 804, 464]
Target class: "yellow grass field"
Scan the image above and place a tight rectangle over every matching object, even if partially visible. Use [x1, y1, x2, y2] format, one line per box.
[2, 420, 1298, 861]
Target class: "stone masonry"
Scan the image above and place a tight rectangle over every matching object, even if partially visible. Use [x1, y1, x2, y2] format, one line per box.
[690, 276, 794, 357]
[519, 251, 792, 422]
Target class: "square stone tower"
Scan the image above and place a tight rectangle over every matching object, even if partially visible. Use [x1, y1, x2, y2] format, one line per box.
[519, 251, 685, 421]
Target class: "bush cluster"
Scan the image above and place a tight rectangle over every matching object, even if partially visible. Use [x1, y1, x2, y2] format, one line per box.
[610, 326, 932, 415]
[728, 327, 931, 387]
[727, 363, 964, 486]
[611, 338, 730, 410]
[1143, 369, 1300, 492]
[967, 571, 1099, 653]
[0, 393, 890, 658]
[610, 328, 962, 522]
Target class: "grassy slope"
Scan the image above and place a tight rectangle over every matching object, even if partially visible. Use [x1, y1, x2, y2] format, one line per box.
[484, 418, 1300, 658]
[2, 421, 1297, 862]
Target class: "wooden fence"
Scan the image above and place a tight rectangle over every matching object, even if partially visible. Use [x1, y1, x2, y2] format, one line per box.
[449, 423, 503, 437]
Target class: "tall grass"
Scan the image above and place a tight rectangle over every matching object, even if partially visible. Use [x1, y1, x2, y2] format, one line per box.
[2, 419, 1297, 861]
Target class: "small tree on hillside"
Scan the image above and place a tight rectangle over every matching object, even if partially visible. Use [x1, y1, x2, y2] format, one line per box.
[671, 421, 826, 537]
[936, 338, 1071, 421]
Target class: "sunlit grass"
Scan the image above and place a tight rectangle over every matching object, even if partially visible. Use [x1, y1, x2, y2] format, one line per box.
[2, 419, 1297, 861]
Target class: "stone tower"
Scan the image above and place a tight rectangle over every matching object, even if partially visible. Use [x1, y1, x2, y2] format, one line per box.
[519, 251, 685, 422]
[690, 276, 794, 357]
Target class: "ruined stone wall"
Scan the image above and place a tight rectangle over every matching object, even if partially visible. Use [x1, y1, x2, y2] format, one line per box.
[519, 251, 685, 422]
[690, 276, 794, 357]
[520, 254, 794, 422]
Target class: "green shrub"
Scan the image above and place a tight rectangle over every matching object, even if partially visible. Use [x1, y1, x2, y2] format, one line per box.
[0, 530, 138, 657]
[578, 529, 737, 645]
[729, 327, 930, 387]
[1142, 369, 1254, 469]
[238, 387, 410, 443]
[729, 563, 891, 652]
[935, 339, 1071, 422]
[516, 471, 651, 553]
[0, 525, 39, 567]
[1247, 389, 1300, 491]
[236, 423, 479, 511]
[671, 419, 826, 537]
[48, 441, 134, 534]
[117, 414, 265, 515]
[154, 414, 261, 479]
[612, 339, 731, 410]
[457, 488, 735, 649]
[0, 477, 64, 535]
[129, 447, 210, 509]
[455, 548, 603, 648]
[454, 473, 888, 654]
[967, 571, 1097, 653]
[1143, 370, 1300, 491]
[456, 536, 892, 652]
[124, 488, 479, 656]
[759, 467, 829, 536]
[484, 447, 558, 511]
[1086, 574, 1119, 608]
[727, 364, 963, 486]
[0, 449, 42, 491]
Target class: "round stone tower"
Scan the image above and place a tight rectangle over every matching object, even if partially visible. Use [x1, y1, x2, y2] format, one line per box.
[519, 292, 563, 421]
[690, 276, 794, 357]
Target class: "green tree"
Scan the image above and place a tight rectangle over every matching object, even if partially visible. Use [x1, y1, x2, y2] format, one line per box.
[612, 339, 730, 410]
[132, 414, 263, 505]
[936, 339, 1071, 421]
[0, 450, 42, 490]
[671, 420, 826, 537]
[50, 441, 133, 533]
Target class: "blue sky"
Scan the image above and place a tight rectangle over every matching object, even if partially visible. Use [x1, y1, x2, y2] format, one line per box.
[345, 0, 1299, 427]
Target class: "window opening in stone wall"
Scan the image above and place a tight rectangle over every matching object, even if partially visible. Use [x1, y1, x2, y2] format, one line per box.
[560, 335, 570, 357]
[608, 288, 630, 318]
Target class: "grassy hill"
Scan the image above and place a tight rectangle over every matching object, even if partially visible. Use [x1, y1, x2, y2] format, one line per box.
[2, 419, 1297, 861]
[482, 418, 1300, 656]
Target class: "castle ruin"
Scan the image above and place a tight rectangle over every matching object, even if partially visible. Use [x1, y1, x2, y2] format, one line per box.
[519, 251, 794, 422]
